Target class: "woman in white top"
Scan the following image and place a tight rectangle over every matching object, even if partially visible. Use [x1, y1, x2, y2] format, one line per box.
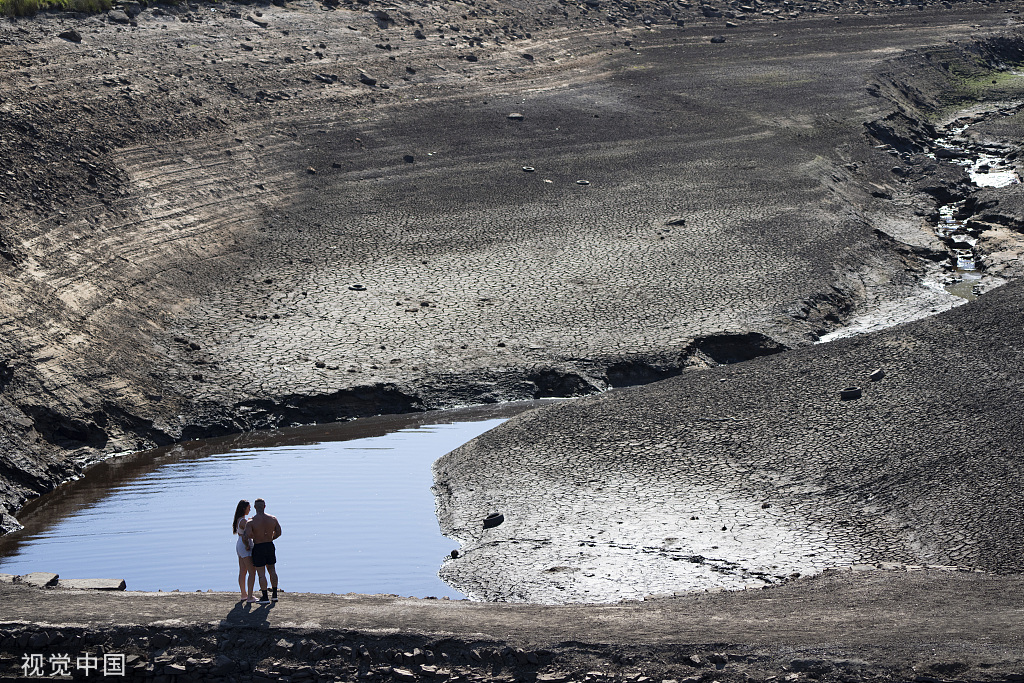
[232, 499, 257, 602]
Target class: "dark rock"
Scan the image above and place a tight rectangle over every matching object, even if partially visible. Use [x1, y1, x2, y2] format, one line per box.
[839, 386, 863, 401]
[58, 29, 83, 43]
[522, 53, 534, 60]
[124, 2, 142, 17]
[107, 9, 131, 23]
[483, 512, 504, 528]
[359, 72, 378, 86]
[710, 35, 727, 43]
[869, 368, 885, 382]
[507, 112, 524, 120]
[404, 155, 415, 163]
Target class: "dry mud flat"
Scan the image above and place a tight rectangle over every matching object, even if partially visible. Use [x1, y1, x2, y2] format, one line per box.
[2, 0, 1023, 522]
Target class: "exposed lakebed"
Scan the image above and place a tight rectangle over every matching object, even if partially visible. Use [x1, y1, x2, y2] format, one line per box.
[0, 402, 547, 597]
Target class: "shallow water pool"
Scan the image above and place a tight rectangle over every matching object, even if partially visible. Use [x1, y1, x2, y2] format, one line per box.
[0, 402, 541, 597]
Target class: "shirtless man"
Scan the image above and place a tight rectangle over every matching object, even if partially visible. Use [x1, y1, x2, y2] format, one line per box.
[243, 498, 282, 603]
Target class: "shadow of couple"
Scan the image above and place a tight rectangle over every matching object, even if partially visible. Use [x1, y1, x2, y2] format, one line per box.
[223, 597, 277, 627]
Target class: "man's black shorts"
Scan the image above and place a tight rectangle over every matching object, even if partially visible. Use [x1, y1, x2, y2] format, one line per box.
[252, 541, 277, 567]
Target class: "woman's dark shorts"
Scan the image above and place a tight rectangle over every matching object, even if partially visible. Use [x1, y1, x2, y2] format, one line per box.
[252, 541, 277, 567]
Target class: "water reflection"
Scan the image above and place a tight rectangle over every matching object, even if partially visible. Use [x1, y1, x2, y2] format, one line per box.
[0, 401, 546, 597]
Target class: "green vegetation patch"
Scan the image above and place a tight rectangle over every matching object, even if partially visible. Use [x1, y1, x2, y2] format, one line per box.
[934, 49, 1024, 112]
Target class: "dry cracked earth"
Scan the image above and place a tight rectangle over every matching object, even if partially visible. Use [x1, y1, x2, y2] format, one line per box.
[2, 0, 1024, 680]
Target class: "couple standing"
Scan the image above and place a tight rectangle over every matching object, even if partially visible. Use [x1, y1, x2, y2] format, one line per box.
[233, 498, 281, 603]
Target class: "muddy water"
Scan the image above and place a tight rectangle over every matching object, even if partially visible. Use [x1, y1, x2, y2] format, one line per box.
[0, 402, 548, 597]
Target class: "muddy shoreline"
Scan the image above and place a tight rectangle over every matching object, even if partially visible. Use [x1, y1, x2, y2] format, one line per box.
[3, 568, 1024, 682]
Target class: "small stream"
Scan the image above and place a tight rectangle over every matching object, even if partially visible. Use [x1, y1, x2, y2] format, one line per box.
[930, 103, 1022, 300]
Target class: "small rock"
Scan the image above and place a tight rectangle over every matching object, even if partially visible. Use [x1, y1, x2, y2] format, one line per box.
[19, 572, 59, 588]
[107, 9, 131, 23]
[393, 668, 417, 682]
[58, 29, 83, 43]
[576, 179, 591, 185]
[710, 35, 726, 43]
[57, 578, 126, 590]
[483, 512, 504, 528]
[306, 167, 317, 174]
[839, 386, 863, 401]
[507, 112, 524, 120]
[124, 2, 142, 17]
[522, 53, 534, 60]
[414, 29, 426, 39]
[463, 54, 479, 62]
[359, 72, 378, 86]
[869, 368, 885, 382]
[404, 155, 415, 163]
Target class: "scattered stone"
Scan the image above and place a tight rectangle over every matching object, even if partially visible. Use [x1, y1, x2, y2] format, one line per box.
[58, 29, 82, 43]
[57, 578, 126, 590]
[576, 179, 591, 185]
[483, 512, 504, 528]
[464, 54, 479, 62]
[522, 166, 535, 172]
[507, 112, 525, 120]
[307, 167, 317, 174]
[359, 72, 378, 86]
[839, 386, 863, 401]
[710, 35, 727, 43]
[393, 667, 417, 682]
[869, 368, 886, 381]
[404, 155, 415, 163]
[107, 9, 131, 24]
[19, 572, 59, 588]
[414, 29, 426, 39]
[522, 53, 535, 60]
